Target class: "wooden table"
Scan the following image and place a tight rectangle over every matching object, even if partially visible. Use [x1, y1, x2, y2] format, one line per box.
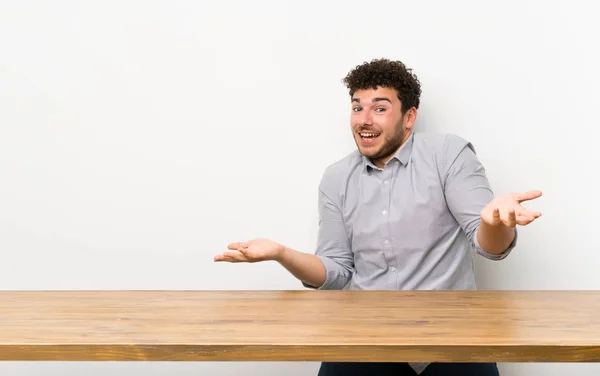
[1, 290, 599, 362]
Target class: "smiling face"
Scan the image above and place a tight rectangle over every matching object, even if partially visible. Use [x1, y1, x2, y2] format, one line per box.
[351, 86, 417, 168]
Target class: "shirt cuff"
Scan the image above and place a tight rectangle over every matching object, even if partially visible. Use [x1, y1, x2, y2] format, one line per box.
[473, 226, 517, 261]
[301, 255, 345, 290]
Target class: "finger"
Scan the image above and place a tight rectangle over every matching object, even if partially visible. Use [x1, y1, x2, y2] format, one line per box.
[224, 250, 248, 261]
[515, 213, 541, 226]
[491, 207, 501, 225]
[515, 216, 535, 226]
[517, 208, 542, 218]
[227, 242, 249, 250]
[214, 253, 231, 262]
[214, 251, 248, 263]
[513, 190, 542, 203]
[503, 208, 516, 227]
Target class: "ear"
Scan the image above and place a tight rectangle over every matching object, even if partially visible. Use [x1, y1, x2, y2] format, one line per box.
[404, 107, 418, 130]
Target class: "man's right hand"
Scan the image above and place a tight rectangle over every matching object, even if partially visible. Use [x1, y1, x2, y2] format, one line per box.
[214, 238, 285, 263]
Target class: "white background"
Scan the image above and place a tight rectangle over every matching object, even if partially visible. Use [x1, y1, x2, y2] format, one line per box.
[1, 1, 598, 375]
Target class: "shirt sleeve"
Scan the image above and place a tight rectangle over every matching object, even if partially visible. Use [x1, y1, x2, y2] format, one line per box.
[302, 173, 354, 290]
[441, 134, 516, 260]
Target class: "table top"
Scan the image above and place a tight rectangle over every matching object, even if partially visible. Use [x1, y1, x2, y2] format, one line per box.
[1, 290, 599, 362]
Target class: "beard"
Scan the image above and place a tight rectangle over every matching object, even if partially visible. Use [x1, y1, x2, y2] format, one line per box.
[354, 114, 406, 164]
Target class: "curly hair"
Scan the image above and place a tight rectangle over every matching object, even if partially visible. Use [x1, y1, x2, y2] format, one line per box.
[342, 58, 422, 112]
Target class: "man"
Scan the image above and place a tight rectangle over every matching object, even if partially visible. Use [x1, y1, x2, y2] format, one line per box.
[214, 58, 542, 376]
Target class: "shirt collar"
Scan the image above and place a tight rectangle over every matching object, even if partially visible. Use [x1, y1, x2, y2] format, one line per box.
[363, 132, 414, 171]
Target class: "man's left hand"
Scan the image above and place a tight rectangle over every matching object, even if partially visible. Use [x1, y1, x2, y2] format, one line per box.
[480, 190, 542, 227]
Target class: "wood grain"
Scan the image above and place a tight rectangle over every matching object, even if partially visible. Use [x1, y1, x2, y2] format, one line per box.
[1, 290, 599, 362]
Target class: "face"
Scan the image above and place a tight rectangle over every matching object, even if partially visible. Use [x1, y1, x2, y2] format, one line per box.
[350, 86, 416, 168]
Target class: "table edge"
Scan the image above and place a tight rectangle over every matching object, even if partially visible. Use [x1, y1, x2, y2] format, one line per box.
[1, 344, 599, 362]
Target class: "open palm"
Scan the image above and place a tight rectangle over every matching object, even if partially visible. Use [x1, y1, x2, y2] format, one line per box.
[480, 190, 542, 227]
[214, 238, 283, 263]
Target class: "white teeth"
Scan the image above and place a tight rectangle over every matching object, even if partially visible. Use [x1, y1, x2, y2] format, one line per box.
[360, 132, 380, 138]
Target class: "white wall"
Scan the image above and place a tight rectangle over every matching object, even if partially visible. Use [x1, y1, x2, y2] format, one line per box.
[1, 1, 598, 375]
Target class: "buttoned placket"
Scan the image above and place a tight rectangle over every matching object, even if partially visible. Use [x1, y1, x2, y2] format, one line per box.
[379, 160, 400, 287]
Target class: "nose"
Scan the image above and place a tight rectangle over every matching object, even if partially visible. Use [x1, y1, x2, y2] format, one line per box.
[356, 110, 373, 127]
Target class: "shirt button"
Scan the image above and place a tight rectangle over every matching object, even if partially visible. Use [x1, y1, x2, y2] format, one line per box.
[391, 266, 396, 272]
[384, 180, 389, 185]
[384, 240, 390, 245]
[382, 210, 387, 215]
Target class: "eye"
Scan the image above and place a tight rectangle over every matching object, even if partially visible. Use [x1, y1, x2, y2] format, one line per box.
[352, 106, 363, 112]
[374, 107, 386, 112]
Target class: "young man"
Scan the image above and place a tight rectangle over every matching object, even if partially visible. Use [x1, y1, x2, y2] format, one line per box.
[214, 58, 542, 376]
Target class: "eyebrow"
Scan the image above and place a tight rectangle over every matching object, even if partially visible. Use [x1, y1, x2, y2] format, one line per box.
[352, 97, 392, 104]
